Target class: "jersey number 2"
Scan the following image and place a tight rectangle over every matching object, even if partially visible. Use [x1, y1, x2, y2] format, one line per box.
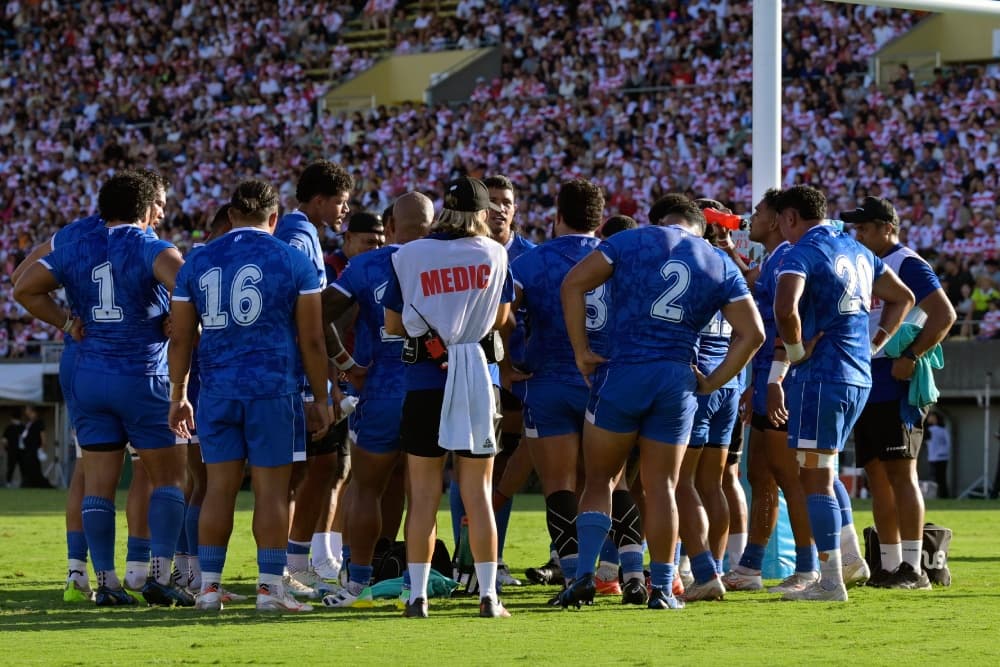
[650, 261, 691, 322]
[199, 265, 263, 329]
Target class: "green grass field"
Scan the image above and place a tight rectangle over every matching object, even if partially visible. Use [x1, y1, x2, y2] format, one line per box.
[2, 490, 999, 666]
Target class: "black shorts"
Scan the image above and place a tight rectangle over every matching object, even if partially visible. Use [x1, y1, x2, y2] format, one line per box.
[499, 386, 522, 412]
[854, 399, 925, 468]
[726, 422, 745, 466]
[400, 388, 499, 459]
[307, 418, 349, 458]
[751, 411, 788, 433]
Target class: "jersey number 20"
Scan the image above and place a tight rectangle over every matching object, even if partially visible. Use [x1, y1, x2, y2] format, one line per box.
[836, 254, 874, 315]
[198, 265, 264, 329]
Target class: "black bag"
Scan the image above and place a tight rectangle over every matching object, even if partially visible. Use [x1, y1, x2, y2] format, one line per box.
[922, 523, 952, 586]
[862, 523, 952, 586]
[371, 538, 452, 584]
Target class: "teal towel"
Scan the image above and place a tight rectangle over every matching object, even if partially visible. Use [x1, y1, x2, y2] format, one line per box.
[368, 569, 459, 599]
[882, 322, 944, 409]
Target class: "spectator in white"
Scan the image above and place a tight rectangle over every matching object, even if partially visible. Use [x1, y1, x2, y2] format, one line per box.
[924, 413, 950, 499]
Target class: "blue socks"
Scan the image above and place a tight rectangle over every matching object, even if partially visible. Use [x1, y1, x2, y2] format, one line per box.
[258, 548, 286, 577]
[348, 563, 374, 587]
[619, 546, 644, 580]
[496, 497, 512, 562]
[738, 542, 765, 571]
[449, 479, 464, 548]
[796, 545, 819, 573]
[806, 493, 841, 552]
[149, 486, 186, 559]
[600, 538, 620, 565]
[67, 530, 88, 562]
[199, 545, 227, 575]
[691, 550, 717, 584]
[82, 496, 116, 572]
[175, 504, 190, 554]
[833, 478, 854, 526]
[185, 505, 201, 557]
[574, 512, 612, 580]
[126, 535, 151, 563]
[649, 560, 675, 592]
[287, 540, 311, 556]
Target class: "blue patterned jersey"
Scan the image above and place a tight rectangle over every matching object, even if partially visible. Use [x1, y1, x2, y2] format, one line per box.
[173, 228, 321, 398]
[52, 214, 103, 249]
[332, 244, 406, 399]
[696, 248, 741, 389]
[512, 234, 602, 384]
[779, 224, 885, 386]
[42, 225, 174, 375]
[275, 210, 326, 289]
[506, 233, 537, 366]
[597, 225, 750, 365]
[751, 241, 793, 373]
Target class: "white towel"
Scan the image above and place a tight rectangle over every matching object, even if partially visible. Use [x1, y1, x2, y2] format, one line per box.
[439, 342, 497, 455]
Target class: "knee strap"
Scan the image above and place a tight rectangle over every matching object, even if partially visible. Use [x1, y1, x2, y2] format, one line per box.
[796, 450, 837, 469]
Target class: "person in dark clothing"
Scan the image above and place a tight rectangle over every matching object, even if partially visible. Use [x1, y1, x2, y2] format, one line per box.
[4, 413, 25, 486]
[18, 406, 51, 488]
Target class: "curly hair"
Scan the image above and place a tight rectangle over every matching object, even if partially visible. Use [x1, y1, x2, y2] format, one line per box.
[296, 160, 354, 204]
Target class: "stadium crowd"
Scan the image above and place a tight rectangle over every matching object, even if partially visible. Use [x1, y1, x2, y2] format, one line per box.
[1, 0, 998, 351]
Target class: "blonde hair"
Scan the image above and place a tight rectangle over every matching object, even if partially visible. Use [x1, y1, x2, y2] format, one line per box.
[432, 208, 490, 238]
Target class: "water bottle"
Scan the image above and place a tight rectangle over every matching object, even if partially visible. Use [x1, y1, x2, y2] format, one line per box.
[336, 395, 359, 424]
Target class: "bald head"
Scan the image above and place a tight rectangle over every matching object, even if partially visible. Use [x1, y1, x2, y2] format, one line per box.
[392, 191, 434, 243]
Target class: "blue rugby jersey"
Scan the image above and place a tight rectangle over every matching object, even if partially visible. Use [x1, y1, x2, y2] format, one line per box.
[778, 224, 886, 386]
[42, 224, 174, 375]
[512, 234, 603, 384]
[332, 244, 407, 399]
[172, 227, 320, 398]
[596, 225, 750, 365]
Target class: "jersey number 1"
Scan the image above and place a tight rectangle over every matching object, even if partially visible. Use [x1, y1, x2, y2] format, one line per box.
[91, 262, 124, 322]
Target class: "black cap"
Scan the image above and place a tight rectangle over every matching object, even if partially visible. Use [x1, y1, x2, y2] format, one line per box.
[346, 211, 384, 234]
[443, 177, 501, 213]
[840, 196, 899, 227]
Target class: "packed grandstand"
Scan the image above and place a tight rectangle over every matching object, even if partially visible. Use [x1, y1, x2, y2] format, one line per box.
[1, 0, 998, 356]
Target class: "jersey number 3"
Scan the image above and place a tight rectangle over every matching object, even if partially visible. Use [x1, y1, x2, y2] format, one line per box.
[199, 265, 264, 329]
[650, 261, 691, 323]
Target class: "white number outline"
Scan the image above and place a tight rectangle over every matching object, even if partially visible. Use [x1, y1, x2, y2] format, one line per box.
[836, 254, 874, 315]
[91, 261, 124, 322]
[198, 264, 264, 329]
[650, 260, 691, 323]
[198, 267, 228, 329]
[585, 284, 608, 332]
[374, 280, 404, 342]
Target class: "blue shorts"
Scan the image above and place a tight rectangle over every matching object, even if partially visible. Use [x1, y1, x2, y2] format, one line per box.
[522, 380, 588, 439]
[689, 386, 740, 448]
[585, 361, 697, 445]
[750, 369, 768, 417]
[352, 396, 403, 455]
[59, 345, 79, 426]
[785, 381, 869, 452]
[197, 393, 306, 467]
[71, 368, 174, 451]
